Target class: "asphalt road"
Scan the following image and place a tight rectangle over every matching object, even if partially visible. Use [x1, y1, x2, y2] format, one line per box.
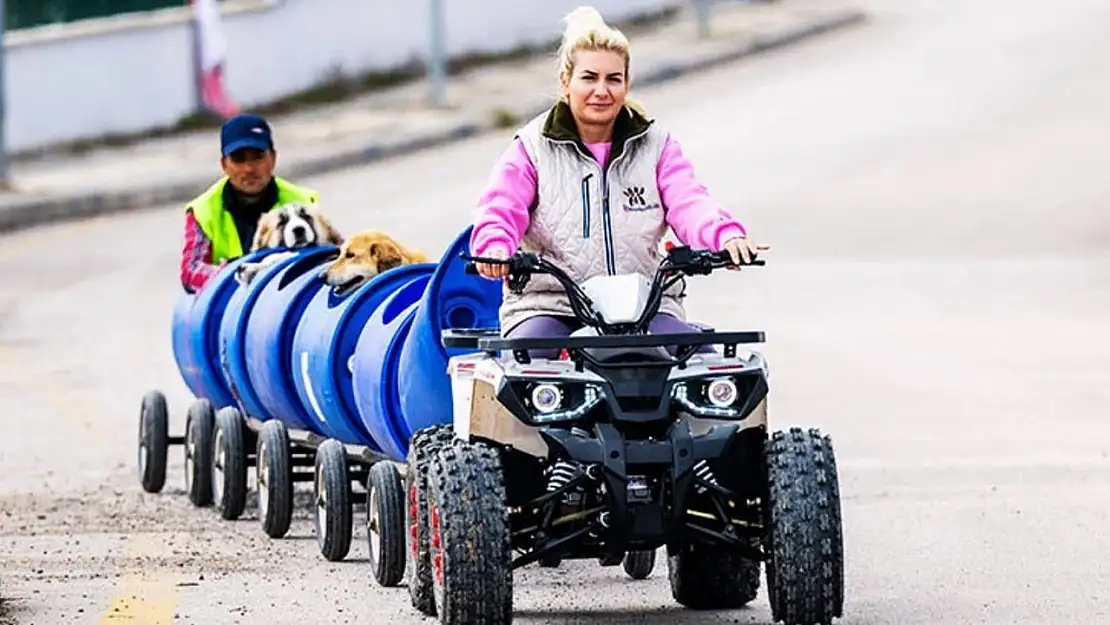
[3, 0, 1110, 623]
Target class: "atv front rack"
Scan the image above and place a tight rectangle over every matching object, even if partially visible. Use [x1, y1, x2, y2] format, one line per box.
[441, 328, 765, 367]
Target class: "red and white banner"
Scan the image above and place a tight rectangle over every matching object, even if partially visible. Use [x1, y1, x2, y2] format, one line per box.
[191, 0, 240, 118]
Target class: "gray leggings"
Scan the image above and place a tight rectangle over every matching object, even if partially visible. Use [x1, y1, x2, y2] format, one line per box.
[505, 313, 715, 359]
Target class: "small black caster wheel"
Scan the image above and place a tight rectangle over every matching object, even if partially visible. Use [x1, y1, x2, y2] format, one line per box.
[184, 398, 215, 507]
[623, 549, 656, 580]
[366, 461, 405, 587]
[138, 390, 169, 493]
[313, 438, 352, 562]
[256, 419, 293, 538]
[213, 406, 248, 520]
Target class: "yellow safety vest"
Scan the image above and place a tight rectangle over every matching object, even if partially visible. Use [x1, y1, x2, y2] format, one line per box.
[186, 176, 320, 263]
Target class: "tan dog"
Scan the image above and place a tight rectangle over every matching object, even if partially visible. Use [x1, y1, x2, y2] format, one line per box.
[321, 229, 429, 292]
[236, 202, 344, 285]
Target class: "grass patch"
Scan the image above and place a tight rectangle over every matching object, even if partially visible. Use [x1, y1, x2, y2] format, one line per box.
[490, 107, 522, 129]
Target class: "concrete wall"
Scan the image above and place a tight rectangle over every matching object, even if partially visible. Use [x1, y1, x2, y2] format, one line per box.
[4, 0, 678, 153]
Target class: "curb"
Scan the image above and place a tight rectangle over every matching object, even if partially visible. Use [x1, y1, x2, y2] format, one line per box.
[0, 8, 866, 237]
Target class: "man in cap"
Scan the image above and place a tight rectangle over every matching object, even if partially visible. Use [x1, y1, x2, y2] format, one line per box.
[179, 113, 320, 292]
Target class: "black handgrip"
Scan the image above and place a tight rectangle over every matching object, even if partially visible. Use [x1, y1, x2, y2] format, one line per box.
[705, 250, 766, 267]
[464, 262, 479, 275]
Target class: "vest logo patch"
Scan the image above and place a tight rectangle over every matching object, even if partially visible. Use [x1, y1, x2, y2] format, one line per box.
[622, 185, 660, 212]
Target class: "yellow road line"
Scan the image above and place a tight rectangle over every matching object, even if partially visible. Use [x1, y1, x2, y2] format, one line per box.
[97, 575, 182, 625]
[92, 516, 188, 624]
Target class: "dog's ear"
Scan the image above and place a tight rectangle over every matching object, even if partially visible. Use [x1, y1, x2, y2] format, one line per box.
[251, 218, 273, 252]
[314, 213, 344, 246]
[371, 240, 406, 272]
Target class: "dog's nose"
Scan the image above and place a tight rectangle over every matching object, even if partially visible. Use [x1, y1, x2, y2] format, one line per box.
[292, 226, 306, 239]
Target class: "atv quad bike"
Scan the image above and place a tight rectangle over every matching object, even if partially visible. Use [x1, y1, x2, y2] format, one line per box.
[404, 245, 845, 625]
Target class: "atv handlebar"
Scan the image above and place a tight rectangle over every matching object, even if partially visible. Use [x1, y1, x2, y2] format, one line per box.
[462, 245, 764, 335]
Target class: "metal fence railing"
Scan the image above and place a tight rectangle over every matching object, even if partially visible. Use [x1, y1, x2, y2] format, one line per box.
[4, 0, 206, 31]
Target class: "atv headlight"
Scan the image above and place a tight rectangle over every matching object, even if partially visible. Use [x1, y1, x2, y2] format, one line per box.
[705, 378, 738, 407]
[530, 384, 563, 414]
[516, 381, 603, 424]
[671, 376, 752, 419]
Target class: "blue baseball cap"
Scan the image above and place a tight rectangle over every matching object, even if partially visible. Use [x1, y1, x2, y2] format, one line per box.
[220, 113, 274, 156]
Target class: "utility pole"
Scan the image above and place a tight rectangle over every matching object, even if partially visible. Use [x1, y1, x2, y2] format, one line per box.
[693, 0, 712, 40]
[428, 0, 447, 107]
[0, 0, 9, 188]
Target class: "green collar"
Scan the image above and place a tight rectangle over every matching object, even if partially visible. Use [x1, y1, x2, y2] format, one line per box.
[540, 100, 654, 166]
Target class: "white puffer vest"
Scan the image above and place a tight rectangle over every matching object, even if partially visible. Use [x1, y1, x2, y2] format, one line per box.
[499, 103, 687, 333]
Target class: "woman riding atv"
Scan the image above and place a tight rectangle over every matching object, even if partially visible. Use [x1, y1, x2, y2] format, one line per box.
[470, 5, 769, 354]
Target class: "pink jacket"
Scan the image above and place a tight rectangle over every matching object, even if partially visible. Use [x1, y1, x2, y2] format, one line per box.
[470, 136, 747, 259]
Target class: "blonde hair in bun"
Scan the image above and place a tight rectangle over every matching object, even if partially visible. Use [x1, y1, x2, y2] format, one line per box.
[557, 6, 631, 84]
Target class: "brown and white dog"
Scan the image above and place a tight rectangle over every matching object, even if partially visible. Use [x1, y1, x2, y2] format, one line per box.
[236, 202, 343, 285]
[320, 229, 429, 293]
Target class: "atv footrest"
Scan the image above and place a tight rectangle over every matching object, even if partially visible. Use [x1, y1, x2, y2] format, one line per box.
[441, 327, 501, 349]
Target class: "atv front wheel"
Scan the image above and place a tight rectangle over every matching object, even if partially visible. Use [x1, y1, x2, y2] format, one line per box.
[764, 427, 845, 625]
[426, 440, 512, 624]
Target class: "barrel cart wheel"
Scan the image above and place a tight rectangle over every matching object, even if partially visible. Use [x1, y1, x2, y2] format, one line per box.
[256, 419, 294, 539]
[622, 550, 656, 580]
[213, 406, 250, 521]
[184, 399, 216, 507]
[137, 390, 170, 493]
[314, 438, 353, 562]
[365, 461, 406, 587]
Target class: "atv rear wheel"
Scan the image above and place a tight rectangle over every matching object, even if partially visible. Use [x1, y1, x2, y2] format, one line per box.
[668, 544, 760, 609]
[764, 427, 845, 625]
[426, 439, 512, 624]
[404, 425, 455, 616]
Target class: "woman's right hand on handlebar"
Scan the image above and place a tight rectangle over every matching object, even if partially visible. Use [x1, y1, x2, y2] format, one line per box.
[475, 249, 510, 279]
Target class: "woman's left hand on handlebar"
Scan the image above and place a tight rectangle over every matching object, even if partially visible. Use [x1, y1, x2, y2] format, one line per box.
[722, 236, 770, 268]
[475, 249, 511, 279]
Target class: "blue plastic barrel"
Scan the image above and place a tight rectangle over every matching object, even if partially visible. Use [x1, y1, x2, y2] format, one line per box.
[219, 248, 324, 421]
[242, 246, 338, 434]
[171, 294, 201, 399]
[291, 263, 436, 447]
[351, 274, 433, 461]
[396, 227, 503, 439]
[171, 249, 274, 409]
